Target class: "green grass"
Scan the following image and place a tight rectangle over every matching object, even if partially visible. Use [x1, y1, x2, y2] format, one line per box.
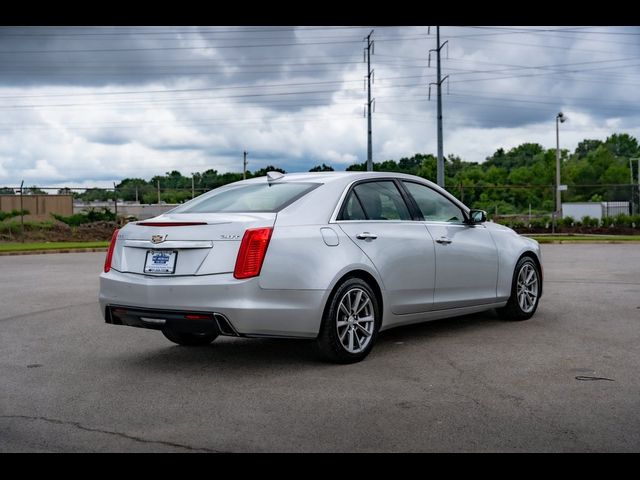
[528, 235, 640, 243]
[0, 241, 109, 252]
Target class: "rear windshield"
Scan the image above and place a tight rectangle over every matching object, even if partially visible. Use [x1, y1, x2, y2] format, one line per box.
[171, 182, 319, 213]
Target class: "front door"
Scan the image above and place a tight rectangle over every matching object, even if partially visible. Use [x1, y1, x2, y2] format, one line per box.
[401, 181, 499, 310]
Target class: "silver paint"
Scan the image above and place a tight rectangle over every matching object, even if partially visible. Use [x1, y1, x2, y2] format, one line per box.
[99, 172, 541, 339]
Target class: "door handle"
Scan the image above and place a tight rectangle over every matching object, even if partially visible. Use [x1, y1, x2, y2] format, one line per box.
[356, 232, 378, 240]
[435, 236, 452, 244]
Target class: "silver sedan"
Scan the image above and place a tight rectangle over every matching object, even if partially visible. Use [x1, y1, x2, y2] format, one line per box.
[99, 171, 542, 363]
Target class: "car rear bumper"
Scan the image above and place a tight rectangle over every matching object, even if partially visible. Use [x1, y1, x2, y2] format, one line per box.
[99, 270, 325, 338]
[105, 305, 238, 336]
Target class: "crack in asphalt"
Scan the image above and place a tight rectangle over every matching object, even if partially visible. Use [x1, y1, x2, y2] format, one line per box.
[0, 415, 229, 453]
[438, 356, 594, 451]
[0, 302, 98, 323]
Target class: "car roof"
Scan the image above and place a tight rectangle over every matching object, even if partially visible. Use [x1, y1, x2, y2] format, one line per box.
[242, 170, 437, 186]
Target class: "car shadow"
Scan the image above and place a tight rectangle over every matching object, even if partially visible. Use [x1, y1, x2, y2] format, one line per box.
[116, 310, 505, 373]
[377, 309, 504, 345]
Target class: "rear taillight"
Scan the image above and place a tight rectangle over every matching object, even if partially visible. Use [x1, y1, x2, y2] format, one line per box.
[104, 228, 120, 273]
[234, 227, 273, 279]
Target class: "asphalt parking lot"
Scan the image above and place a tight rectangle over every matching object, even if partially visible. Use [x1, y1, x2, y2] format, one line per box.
[1, 244, 639, 452]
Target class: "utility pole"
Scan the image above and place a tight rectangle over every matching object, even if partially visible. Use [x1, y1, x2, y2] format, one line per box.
[19, 180, 24, 242]
[113, 182, 118, 221]
[555, 112, 566, 221]
[429, 26, 449, 187]
[191, 174, 195, 199]
[631, 158, 640, 215]
[364, 30, 374, 171]
[157, 179, 161, 204]
[243, 151, 248, 180]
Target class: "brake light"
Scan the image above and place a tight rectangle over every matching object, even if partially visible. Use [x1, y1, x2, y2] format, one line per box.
[184, 314, 212, 320]
[104, 228, 120, 273]
[234, 227, 273, 279]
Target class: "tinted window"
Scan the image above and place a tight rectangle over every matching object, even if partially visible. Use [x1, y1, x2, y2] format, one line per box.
[172, 183, 317, 213]
[341, 191, 367, 220]
[348, 181, 411, 221]
[403, 181, 464, 223]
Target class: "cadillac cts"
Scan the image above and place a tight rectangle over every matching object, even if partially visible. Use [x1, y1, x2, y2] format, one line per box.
[99, 171, 542, 363]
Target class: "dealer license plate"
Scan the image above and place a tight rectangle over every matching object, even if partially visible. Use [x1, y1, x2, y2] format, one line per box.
[144, 250, 178, 274]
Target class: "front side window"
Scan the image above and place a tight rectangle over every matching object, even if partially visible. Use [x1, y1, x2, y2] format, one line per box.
[340, 181, 411, 221]
[403, 181, 465, 223]
[171, 183, 318, 213]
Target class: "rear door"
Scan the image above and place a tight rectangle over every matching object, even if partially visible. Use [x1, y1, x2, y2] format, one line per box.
[336, 180, 436, 315]
[401, 181, 499, 309]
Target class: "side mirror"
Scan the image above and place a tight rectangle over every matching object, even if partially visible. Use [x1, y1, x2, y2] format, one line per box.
[467, 209, 487, 224]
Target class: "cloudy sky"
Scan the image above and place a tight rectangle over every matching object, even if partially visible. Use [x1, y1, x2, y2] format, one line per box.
[0, 25, 639, 189]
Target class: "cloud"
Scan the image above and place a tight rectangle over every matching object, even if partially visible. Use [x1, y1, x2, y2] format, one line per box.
[0, 26, 639, 186]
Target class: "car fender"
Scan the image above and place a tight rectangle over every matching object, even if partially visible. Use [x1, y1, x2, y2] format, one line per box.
[486, 223, 542, 299]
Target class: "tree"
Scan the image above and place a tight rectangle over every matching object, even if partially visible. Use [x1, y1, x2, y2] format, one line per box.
[252, 165, 286, 177]
[309, 163, 334, 172]
[604, 133, 639, 158]
[0, 187, 15, 195]
[346, 162, 367, 171]
[574, 139, 603, 158]
[115, 178, 150, 202]
[25, 186, 47, 195]
[485, 143, 544, 170]
[398, 155, 423, 173]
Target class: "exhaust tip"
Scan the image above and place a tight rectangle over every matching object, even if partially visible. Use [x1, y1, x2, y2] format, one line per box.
[214, 313, 239, 336]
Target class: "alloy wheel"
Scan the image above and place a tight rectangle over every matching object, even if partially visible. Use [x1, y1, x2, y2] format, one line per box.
[516, 263, 539, 313]
[336, 287, 375, 354]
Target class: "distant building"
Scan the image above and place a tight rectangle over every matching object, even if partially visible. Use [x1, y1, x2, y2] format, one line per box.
[562, 202, 629, 220]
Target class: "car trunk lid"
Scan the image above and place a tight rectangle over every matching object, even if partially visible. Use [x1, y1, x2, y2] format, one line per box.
[112, 212, 276, 276]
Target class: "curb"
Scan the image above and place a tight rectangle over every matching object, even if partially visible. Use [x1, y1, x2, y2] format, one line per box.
[0, 248, 108, 256]
[536, 241, 640, 245]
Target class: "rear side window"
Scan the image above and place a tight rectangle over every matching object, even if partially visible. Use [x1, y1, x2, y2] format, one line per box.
[172, 183, 318, 213]
[340, 181, 411, 221]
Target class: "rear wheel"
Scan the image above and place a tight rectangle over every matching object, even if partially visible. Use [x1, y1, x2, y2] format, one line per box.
[497, 256, 541, 321]
[161, 329, 218, 346]
[316, 277, 381, 364]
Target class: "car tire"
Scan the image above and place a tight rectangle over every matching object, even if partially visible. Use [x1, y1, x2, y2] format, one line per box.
[161, 329, 218, 346]
[316, 277, 381, 364]
[496, 256, 541, 321]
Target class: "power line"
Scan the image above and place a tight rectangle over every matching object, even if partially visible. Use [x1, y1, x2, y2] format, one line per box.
[461, 26, 640, 36]
[0, 36, 429, 55]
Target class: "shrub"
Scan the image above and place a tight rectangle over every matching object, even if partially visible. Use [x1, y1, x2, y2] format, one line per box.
[581, 216, 600, 228]
[529, 218, 549, 229]
[613, 214, 633, 228]
[560, 216, 575, 228]
[0, 219, 53, 235]
[52, 207, 115, 226]
[0, 209, 29, 222]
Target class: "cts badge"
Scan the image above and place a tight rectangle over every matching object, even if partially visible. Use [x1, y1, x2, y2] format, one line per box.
[151, 234, 167, 244]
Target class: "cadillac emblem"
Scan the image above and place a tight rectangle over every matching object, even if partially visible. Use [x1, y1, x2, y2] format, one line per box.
[151, 234, 167, 244]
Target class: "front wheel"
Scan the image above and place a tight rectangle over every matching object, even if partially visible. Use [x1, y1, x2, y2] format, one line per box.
[497, 256, 541, 321]
[316, 277, 381, 364]
[162, 329, 218, 346]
